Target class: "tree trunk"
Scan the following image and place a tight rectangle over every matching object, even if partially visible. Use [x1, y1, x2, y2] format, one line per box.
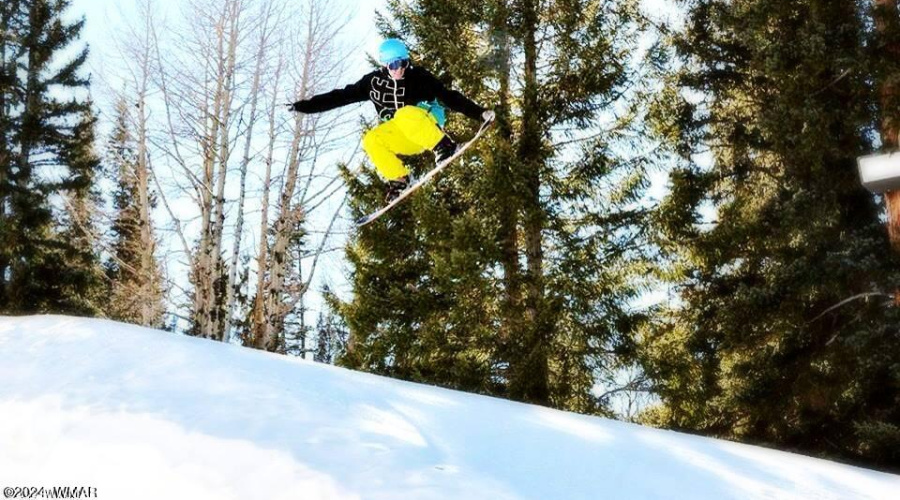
[225, 84, 253, 342]
[248, 50, 285, 351]
[492, 1, 522, 349]
[191, 0, 244, 340]
[512, 0, 550, 406]
[135, 13, 157, 327]
[875, 0, 900, 148]
[0, 5, 10, 305]
[192, 48, 219, 338]
[13, 2, 43, 303]
[251, 13, 315, 353]
[875, 0, 900, 254]
[209, 0, 242, 338]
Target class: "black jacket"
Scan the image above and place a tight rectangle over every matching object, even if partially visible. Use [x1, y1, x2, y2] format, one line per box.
[292, 66, 484, 122]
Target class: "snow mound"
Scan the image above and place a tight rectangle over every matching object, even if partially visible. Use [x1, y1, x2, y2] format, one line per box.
[1, 315, 897, 500]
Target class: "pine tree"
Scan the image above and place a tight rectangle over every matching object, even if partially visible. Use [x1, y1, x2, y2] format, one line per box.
[337, 0, 650, 413]
[0, 0, 21, 307]
[0, 0, 104, 314]
[314, 310, 348, 364]
[55, 106, 106, 315]
[640, 0, 900, 469]
[105, 97, 165, 327]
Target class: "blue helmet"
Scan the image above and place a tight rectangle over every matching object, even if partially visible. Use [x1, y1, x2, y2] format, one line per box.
[378, 38, 409, 64]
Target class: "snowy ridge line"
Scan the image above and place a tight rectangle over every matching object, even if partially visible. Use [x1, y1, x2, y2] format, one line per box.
[1, 315, 898, 500]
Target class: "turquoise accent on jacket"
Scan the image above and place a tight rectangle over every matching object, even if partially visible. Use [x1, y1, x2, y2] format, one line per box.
[417, 100, 446, 128]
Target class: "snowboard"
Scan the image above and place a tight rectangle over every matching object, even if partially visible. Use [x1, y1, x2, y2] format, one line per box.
[354, 118, 493, 227]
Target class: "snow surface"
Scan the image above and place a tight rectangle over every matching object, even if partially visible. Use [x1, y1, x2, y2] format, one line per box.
[1, 316, 898, 500]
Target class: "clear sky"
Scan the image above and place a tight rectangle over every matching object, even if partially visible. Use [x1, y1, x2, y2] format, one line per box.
[71, 0, 388, 80]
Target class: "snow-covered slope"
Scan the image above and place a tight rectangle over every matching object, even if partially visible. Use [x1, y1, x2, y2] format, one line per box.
[1, 316, 897, 500]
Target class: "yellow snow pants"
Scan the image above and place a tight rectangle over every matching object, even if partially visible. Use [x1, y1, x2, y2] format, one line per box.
[363, 105, 445, 181]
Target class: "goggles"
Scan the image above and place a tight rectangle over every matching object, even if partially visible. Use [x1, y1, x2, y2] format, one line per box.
[386, 58, 410, 71]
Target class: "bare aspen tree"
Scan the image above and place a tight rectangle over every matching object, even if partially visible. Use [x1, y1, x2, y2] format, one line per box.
[247, 49, 285, 351]
[194, 0, 241, 340]
[132, 1, 163, 327]
[223, 0, 287, 343]
[152, 0, 257, 340]
[244, 0, 358, 353]
[99, 0, 359, 344]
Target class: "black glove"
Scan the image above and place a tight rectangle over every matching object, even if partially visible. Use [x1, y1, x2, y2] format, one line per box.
[286, 101, 306, 113]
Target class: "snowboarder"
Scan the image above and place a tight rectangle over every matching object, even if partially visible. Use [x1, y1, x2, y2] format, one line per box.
[287, 38, 495, 202]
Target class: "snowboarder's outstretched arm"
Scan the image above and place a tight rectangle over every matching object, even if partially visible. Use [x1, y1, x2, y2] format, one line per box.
[289, 73, 372, 114]
[420, 69, 487, 122]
